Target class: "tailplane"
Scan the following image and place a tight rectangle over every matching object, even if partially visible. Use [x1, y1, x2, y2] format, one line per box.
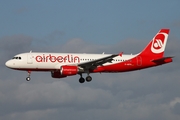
[139, 29, 170, 59]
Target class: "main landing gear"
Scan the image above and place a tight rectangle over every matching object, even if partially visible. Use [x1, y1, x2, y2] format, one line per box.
[26, 71, 31, 81]
[79, 73, 92, 83]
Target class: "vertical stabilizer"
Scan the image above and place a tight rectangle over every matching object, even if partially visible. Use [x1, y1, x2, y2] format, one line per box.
[139, 29, 170, 58]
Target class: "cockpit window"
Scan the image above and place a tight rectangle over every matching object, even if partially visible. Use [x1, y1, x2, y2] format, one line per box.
[12, 56, 22, 60]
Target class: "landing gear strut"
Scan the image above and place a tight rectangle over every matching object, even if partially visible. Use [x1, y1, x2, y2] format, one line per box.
[26, 71, 31, 81]
[79, 73, 85, 83]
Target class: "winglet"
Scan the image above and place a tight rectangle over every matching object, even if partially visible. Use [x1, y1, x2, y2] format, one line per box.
[119, 52, 123, 57]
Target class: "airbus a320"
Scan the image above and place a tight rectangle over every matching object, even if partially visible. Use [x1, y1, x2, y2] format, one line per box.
[5, 29, 173, 83]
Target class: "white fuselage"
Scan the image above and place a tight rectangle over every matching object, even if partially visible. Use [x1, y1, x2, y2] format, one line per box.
[5, 52, 136, 71]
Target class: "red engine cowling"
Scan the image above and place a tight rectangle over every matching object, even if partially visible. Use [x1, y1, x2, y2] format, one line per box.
[51, 71, 67, 78]
[60, 65, 78, 76]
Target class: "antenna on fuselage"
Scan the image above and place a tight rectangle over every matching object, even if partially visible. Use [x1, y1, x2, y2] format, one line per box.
[30, 50, 32, 53]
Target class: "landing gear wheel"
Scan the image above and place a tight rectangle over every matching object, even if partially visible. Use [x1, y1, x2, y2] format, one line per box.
[26, 77, 31, 81]
[86, 76, 92, 82]
[79, 77, 85, 83]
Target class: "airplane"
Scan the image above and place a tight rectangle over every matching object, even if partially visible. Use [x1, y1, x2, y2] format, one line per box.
[5, 29, 173, 83]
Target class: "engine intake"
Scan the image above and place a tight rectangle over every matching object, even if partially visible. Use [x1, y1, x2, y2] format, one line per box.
[51, 71, 67, 78]
[51, 65, 83, 78]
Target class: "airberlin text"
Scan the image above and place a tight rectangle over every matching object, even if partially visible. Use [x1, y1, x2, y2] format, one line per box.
[35, 54, 80, 63]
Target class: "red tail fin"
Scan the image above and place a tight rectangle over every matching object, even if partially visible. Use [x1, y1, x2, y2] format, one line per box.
[139, 29, 170, 59]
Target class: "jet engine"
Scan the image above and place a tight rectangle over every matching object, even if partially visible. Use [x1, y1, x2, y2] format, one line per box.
[60, 65, 79, 76]
[51, 65, 83, 78]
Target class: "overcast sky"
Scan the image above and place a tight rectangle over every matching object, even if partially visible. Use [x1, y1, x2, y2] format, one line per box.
[0, 0, 180, 120]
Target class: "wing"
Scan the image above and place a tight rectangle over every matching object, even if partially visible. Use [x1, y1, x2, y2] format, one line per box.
[78, 53, 122, 70]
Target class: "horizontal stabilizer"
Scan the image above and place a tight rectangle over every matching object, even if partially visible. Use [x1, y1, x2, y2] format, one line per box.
[151, 56, 173, 64]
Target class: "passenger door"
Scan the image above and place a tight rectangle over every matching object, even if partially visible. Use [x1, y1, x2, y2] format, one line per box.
[27, 53, 33, 64]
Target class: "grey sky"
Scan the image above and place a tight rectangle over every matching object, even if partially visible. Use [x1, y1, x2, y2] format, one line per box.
[0, 0, 180, 120]
[1, 33, 180, 120]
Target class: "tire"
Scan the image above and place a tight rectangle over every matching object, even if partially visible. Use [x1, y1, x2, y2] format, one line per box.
[79, 77, 85, 83]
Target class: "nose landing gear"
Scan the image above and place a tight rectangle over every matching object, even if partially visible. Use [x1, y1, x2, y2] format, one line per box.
[26, 77, 31, 81]
[26, 71, 31, 81]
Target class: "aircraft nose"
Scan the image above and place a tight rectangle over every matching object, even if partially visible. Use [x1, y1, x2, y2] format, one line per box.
[5, 60, 13, 68]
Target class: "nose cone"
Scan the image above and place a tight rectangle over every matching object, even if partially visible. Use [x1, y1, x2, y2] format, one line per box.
[5, 60, 13, 68]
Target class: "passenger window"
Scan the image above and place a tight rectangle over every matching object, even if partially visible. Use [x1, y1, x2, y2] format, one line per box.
[19, 57, 21, 60]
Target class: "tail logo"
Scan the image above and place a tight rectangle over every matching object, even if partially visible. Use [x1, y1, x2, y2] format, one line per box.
[153, 39, 163, 49]
[151, 32, 168, 54]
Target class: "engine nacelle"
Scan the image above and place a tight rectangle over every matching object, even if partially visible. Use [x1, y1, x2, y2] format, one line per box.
[60, 65, 79, 76]
[51, 71, 67, 78]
